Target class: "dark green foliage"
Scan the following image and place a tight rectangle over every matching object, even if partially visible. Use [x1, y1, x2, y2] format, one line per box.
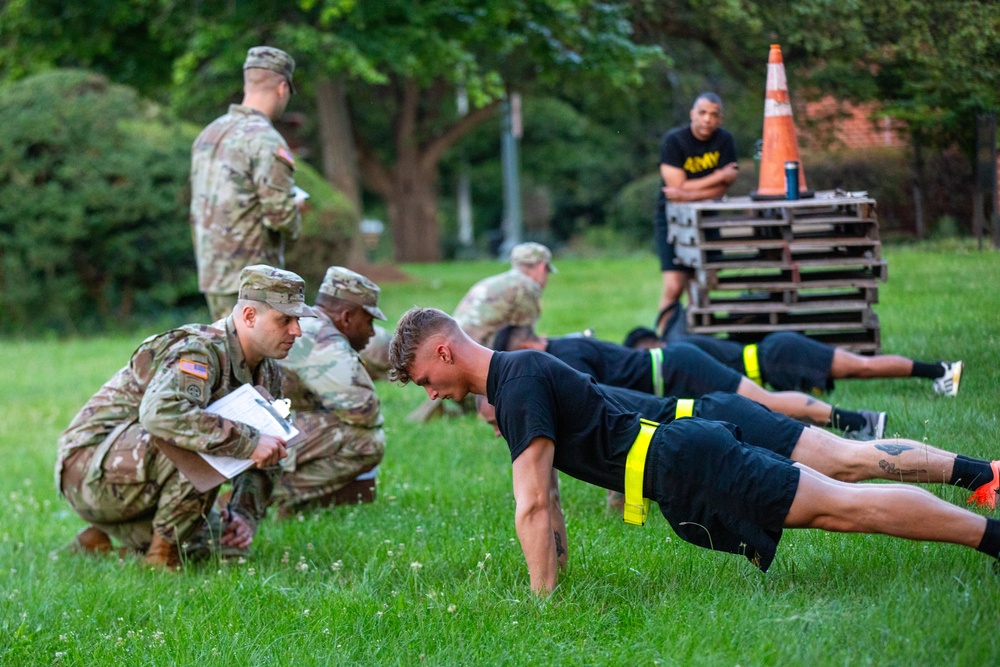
[806, 148, 974, 237]
[0, 69, 198, 335]
[284, 165, 359, 302]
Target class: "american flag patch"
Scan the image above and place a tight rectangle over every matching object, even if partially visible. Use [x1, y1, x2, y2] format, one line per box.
[179, 359, 209, 379]
[276, 145, 296, 167]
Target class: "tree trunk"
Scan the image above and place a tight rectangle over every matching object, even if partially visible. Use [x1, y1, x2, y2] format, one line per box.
[315, 76, 361, 212]
[910, 140, 926, 239]
[386, 154, 441, 262]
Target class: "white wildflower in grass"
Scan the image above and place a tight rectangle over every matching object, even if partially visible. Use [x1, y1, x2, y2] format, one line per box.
[410, 561, 422, 572]
[296, 557, 309, 572]
[237, 556, 246, 564]
[306, 543, 314, 551]
[416, 526, 424, 533]
[322, 628, 331, 635]
[302, 609, 310, 617]
[477, 561, 484, 570]
[331, 560, 343, 571]
[447, 604, 457, 613]
[247, 567, 256, 576]
[387, 550, 394, 557]
[376, 611, 383, 618]
[484, 553, 491, 560]
[512, 621, 518, 626]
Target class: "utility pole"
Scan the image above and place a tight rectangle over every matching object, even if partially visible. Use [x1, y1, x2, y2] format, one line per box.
[500, 93, 523, 256]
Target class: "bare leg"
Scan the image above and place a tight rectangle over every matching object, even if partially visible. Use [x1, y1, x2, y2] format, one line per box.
[788, 427, 957, 483]
[784, 464, 986, 549]
[736, 377, 833, 426]
[656, 271, 688, 334]
[831, 349, 914, 379]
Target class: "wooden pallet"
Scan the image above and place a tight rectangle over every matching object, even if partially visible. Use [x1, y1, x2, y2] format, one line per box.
[670, 192, 885, 354]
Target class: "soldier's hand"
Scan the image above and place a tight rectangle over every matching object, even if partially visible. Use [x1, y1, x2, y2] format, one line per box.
[251, 434, 287, 468]
[220, 507, 254, 549]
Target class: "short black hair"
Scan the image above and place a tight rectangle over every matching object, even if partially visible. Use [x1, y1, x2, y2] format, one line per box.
[491, 324, 536, 352]
[693, 92, 723, 111]
[622, 326, 659, 349]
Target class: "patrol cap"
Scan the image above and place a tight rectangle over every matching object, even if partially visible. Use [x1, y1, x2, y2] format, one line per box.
[244, 46, 296, 93]
[510, 242, 557, 273]
[318, 266, 387, 321]
[238, 265, 317, 318]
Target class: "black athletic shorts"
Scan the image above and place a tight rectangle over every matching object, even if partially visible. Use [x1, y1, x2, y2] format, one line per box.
[644, 417, 800, 572]
[662, 342, 743, 397]
[696, 392, 804, 458]
[654, 204, 695, 274]
[759, 332, 835, 394]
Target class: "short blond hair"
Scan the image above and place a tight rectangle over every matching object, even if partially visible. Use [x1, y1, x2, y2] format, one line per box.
[388, 307, 459, 384]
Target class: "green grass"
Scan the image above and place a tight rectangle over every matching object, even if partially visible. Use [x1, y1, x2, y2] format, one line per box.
[2, 242, 1000, 665]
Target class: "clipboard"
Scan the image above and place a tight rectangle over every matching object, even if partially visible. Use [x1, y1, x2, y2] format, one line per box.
[156, 385, 302, 493]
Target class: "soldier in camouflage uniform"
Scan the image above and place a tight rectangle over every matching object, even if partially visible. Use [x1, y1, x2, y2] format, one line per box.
[275, 267, 387, 515]
[408, 242, 556, 422]
[56, 266, 317, 569]
[191, 46, 303, 321]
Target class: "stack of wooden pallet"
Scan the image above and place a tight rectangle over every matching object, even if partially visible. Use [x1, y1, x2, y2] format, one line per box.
[667, 191, 884, 353]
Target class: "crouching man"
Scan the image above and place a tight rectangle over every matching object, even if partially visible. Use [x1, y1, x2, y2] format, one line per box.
[388, 307, 1000, 596]
[273, 267, 387, 516]
[56, 266, 315, 568]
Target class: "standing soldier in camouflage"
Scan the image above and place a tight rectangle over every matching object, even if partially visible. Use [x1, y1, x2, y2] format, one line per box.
[274, 267, 387, 515]
[408, 242, 556, 422]
[191, 46, 303, 321]
[56, 266, 317, 569]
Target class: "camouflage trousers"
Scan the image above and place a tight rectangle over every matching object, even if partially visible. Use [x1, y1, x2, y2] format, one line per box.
[205, 293, 238, 322]
[58, 423, 219, 550]
[274, 411, 385, 511]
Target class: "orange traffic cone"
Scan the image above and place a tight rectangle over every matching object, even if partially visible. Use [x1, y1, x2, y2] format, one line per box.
[752, 44, 813, 200]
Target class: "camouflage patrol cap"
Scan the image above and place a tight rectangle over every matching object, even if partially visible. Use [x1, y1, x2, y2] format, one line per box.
[238, 265, 317, 317]
[244, 46, 296, 93]
[510, 242, 557, 273]
[318, 266, 387, 321]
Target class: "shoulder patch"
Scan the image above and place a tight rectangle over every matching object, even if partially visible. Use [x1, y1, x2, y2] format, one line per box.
[180, 358, 210, 380]
[276, 145, 296, 169]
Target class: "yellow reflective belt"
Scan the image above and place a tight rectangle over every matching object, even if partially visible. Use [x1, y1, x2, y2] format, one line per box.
[649, 348, 664, 397]
[675, 398, 695, 419]
[624, 418, 659, 526]
[743, 344, 762, 386]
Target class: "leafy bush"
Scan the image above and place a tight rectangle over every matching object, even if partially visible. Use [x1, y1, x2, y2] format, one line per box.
[0, 69, 356, 335]
[0, 70, 196, 334]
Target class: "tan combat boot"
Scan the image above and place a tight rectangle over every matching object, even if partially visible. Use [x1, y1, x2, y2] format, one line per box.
[65, 526, 113, 555]
[143, 534, 181, 570]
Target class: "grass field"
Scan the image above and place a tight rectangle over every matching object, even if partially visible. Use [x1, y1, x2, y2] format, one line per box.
[2, 242, 999, 665]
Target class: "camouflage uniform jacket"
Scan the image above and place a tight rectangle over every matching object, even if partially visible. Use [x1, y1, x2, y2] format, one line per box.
[55, 317, 282, 516]
[191, 104, 301, 295]
[453, 269, 542, 346]
[279, 311, 383, 430]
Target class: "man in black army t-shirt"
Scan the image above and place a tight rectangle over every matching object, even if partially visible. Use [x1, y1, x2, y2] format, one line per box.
[493, 325, 886, 440]
[654, 93, 739, 340]
[623, 326, 964, 397]
[388, 307, 1000, 597]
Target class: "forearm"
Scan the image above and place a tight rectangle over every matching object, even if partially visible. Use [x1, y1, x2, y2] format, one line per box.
[549, 474, 568, 570]
[516, 505, 559, 595]
[669, 183, 729, 202]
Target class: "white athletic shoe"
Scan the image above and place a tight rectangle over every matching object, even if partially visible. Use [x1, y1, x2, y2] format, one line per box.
[933, 361, 963, 397]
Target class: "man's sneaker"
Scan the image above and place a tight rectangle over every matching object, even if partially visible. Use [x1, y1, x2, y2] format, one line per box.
[843, 410, 887, 441]
[933, 361, 963, 397]
[967, 460, 1000, 509]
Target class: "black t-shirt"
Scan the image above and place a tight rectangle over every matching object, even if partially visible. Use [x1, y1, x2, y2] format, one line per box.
[656, 126, 737, 209]
[486, 350, 641, 492]
[677, 335, 745, 374]
[545, 337, 654, 394]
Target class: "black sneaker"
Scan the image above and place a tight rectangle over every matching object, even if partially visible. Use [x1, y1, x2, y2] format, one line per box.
[843, 410, 887, 441]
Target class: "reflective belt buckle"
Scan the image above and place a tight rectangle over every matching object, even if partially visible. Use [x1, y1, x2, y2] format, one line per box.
[623, 419, 658, 526]
[649, 348, 665, 398]
[743, 344, 762, 386]
[675, 398, 694, 419]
